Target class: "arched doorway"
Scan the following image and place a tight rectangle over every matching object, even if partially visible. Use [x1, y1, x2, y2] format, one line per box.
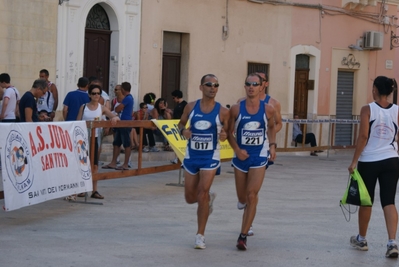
[84, 4, 111, 93]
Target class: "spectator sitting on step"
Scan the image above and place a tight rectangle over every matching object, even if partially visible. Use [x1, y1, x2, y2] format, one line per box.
[292, 115, 322, 156]
[143, 92, 156, 117]
[133, 102, 159, 152]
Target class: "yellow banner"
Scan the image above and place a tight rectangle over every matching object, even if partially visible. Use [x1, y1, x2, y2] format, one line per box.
[151, 119, 234, 162]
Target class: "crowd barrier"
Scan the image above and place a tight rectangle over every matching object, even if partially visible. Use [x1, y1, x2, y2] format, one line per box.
[278, 118, 360, 153]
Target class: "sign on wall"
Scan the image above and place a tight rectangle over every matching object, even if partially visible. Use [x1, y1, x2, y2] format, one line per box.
[0, 121, 93, 211]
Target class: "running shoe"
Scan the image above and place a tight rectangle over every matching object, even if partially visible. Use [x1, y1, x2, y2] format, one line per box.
[236, 235, 247, 251]
[350, 235, 368, 251]
[195, 234, 206, 249]
[247, 226, 254, 236]
[386, 244, 399, 258]
[209, 192, 217, 215]
[237, 201, 246, 210]
[143, 147, 150, 153]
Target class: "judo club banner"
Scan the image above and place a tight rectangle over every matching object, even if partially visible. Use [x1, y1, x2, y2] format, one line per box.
[0, 121, 93, 211]
[151, 119, 234, 162]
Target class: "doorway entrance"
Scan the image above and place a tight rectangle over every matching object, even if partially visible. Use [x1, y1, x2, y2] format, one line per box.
[162, 32, 182, 108]
[83, 4, 111, 93]
[294, 55, 310, 119]
[162, 54, 181, 106]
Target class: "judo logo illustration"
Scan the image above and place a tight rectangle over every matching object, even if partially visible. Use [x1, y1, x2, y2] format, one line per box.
[4, 130, 33, 193]
[73, 126, 91, 180]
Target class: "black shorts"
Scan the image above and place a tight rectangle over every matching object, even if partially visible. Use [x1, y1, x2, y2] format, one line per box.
[358, 157, 399, 207]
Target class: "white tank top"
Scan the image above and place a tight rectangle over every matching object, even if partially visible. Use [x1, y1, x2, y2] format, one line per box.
[359, 102, 399, 162]
[82, 103, 102, 137]
[37, 82, 55, 112]
[112, 98, 122, 117]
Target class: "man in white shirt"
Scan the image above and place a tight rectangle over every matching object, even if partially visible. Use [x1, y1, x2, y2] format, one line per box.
[0, 73, 20, 122]
[38, 69, 59, 121]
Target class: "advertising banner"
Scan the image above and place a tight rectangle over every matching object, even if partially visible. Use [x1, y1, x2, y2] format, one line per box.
[151, 119, 234, 162]
[0, 121, 93, 211]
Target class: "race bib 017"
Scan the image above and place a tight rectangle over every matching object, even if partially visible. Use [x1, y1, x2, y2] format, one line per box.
[190, 133, 213, 150]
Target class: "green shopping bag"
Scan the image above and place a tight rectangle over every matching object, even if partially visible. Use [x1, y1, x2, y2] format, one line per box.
[340, 169, 372, 206]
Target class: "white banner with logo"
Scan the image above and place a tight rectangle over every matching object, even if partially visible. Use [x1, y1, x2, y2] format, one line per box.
[0, 121, 93, 211]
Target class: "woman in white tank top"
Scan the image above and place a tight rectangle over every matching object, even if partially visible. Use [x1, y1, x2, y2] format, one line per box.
[76, 84, 120, 199]
[348, 76, 399, 258]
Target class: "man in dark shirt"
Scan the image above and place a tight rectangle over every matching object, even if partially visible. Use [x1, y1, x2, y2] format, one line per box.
[19, 79, 48, 122]
[171, 90, 187, 120]
[170, 90, 187, 164]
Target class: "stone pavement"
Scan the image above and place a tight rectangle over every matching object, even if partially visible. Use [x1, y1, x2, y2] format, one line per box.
[0, 149, 397, 267]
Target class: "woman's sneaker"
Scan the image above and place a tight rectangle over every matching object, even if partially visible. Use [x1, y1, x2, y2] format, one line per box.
[386, 244, 399, 258]
[64, 195, 76, 202]
[350, 235, 368, 251]
[195, 234, 206, 249]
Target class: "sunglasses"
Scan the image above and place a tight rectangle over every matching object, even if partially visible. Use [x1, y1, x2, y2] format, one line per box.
[91, 92, 101, 95]
[245, 82, 261, 87]
[142, 106, 148, 109]
[202, 82, 219, 88]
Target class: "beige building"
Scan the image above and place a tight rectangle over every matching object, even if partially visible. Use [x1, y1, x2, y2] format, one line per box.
[1, 0, 399, 147]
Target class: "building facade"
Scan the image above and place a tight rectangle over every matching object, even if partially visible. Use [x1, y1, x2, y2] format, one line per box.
[1, 0, 399, 146]
[139, 0, 399, 145]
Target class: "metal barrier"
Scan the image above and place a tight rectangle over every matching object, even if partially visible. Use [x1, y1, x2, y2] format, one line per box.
[277, 118, 360, 153]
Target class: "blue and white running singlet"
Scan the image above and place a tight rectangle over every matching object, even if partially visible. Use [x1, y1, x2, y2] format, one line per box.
[234, 100, 269, 158]
[184, 100, 223, 160]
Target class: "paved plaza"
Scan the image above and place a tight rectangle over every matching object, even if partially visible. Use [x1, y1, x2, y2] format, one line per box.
[0, 150, 398, 267]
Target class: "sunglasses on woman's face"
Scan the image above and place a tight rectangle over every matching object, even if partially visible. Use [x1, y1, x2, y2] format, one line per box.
[91, 92, 101, 95]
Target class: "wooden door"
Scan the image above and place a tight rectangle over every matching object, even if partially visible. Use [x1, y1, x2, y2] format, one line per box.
[294, 69, 309, 119]
[84, 29, 111, 93]
[162, 54, 181, 108]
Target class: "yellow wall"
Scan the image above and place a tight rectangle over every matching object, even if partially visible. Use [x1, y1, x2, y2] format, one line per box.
[0, 0, 58, 92]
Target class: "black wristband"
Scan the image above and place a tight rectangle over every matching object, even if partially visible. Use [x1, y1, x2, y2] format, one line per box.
[269, 142, 277, 148]
[180, 128, 185, 135]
